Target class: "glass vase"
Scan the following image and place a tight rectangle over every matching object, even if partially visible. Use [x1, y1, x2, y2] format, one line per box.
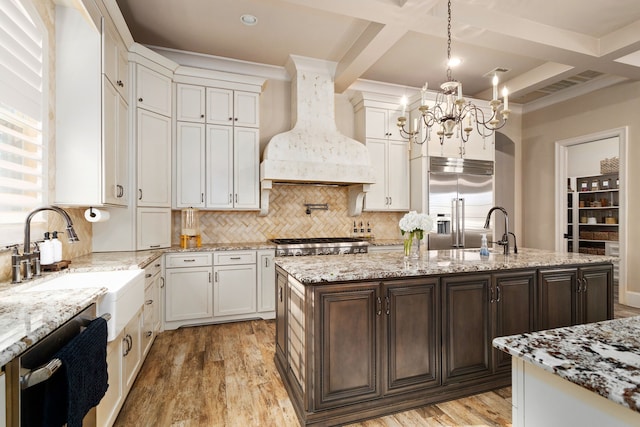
[411, 234, 421, 260]
[403, 233, 413, 258]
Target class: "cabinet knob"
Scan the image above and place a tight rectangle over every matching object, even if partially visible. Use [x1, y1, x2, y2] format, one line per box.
[146, 331, 153, 338]
[228, 117, 233, 121]
[234, 117, 238, 121]
[117, 80, 124, 87]
[145, 299, 153, 305]
[200, 114, 205, 118]
[138, 97, 143, 102]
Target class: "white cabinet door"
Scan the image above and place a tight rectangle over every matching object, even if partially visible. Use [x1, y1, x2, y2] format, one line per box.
[365, 107, 389, 139]
[136, 64, 172, 117]
[116, 92, 129, 202]
[206, 87, 234, 125]
[387, 140, 410, 210]
[122, 310, 142, 393]
[386, 107, 404, 141]
[136, 207, 171, 249]
[176, 83, 205, 122]
[206, 124, 234, 209]
[213, 264, 257, 317]
[234, 127, 260, 209]
[97, 336, 123, 427]
[165, 267, 213, 322]
[258, 250, 275, 313]
[137, 108, 171, 207]
[176, 122, 205, 207]
[103, 79, 119, 206]
[102, 20, 128, 99]
[364, 139, 388, 210]
[234, 91, 259, 128]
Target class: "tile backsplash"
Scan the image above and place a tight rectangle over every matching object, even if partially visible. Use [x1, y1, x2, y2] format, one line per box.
[0, 208, 92, 283]
[172, 184, 406, 244]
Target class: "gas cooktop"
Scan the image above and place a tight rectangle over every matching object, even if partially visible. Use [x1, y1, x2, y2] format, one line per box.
[270, 237, 369, 256]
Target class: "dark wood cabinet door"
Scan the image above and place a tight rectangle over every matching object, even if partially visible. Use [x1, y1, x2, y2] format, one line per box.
[538, 268, 578, 330]
[315, 283, 381, 410]
[275, 267, 287, 363]
[442, 274, 492, 384]
[492, 271, 536, 372]
[580, 264, 613, 324]
[384, 278, 440, 395]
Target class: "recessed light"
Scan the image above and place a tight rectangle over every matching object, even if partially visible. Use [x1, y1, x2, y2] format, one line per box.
[240, 14, 258, 26]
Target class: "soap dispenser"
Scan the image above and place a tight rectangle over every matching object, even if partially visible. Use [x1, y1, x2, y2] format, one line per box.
[40, 232, 54, 265]
[51, 231, 63, 262]
[480, 233, 490, 257]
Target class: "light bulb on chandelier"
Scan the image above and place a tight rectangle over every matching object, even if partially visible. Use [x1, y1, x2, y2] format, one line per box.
[396, 0, 510, 152]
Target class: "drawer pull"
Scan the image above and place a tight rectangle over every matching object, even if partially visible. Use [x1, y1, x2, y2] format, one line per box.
[229, 257, 241, 260]
[145, 273, 152, 278]
[145, 299, 153, 305]
[146, 331, 153, 338]
[183, 259, 196, 262]
[149, 245, 160, 248]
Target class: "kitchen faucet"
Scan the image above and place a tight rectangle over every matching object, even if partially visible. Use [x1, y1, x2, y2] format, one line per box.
[484, 206, 510, 255]
[11, 205, 79, 283]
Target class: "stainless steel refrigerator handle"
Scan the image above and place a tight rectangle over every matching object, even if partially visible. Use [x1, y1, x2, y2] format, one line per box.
[460, 198, 465, 247]
[451, 198, 457, 247]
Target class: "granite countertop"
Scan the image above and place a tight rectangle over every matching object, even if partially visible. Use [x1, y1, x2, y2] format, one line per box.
[274, 247, 615, 284]
[0, 242, 275, 366]
[493, 316, 640, 413]
[0, 285, 107, 366]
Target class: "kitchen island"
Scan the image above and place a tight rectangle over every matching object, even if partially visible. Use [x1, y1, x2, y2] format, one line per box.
[493, 317, 640, 427]
[274, 248, 614, 426]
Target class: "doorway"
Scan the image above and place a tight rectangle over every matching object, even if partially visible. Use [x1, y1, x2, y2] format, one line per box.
[555, 127, 627, 304]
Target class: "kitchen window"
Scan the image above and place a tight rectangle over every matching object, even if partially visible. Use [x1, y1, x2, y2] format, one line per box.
[0, 0, 47, 244]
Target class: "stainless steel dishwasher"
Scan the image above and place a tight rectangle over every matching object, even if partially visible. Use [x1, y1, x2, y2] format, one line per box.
[4, 304, 102, 427]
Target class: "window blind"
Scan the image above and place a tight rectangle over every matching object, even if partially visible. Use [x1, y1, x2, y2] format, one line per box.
[0, 0, 46, 231]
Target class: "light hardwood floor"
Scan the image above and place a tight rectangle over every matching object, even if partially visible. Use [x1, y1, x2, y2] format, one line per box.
[115, 303, 640, 427]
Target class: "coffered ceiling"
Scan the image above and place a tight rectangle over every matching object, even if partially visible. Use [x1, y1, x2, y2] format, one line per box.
[115, 0, 640, 108]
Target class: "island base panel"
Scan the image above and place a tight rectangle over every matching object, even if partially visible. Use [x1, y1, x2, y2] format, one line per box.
[512, 358, 640, 427]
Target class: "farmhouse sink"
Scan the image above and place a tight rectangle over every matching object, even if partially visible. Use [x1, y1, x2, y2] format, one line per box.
[24, 269, 144, 341]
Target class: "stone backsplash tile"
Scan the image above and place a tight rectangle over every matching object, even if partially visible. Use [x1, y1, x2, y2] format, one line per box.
[172, 184, 407, 244]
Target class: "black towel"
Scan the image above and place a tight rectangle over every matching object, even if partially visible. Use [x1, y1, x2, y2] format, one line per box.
[43, 317, 109, 427]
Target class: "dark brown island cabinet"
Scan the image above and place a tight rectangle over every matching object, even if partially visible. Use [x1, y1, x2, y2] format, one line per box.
[275, 261, 613, 426]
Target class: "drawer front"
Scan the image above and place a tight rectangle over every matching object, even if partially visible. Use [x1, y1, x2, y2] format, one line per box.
[214, 251, 256, 266]
[144, 258, 163, 280]
[165, 252, 213, 268]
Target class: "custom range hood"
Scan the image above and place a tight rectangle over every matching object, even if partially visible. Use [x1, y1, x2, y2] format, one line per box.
[259, 55, 375, 216]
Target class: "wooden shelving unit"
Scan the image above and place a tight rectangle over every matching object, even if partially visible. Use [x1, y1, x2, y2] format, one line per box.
[567, 173, 619, 280]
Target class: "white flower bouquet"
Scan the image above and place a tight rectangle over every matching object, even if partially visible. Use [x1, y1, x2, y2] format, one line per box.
[399, 211, 433, 240]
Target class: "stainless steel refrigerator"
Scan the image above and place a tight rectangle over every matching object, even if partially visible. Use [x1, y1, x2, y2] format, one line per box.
[427, 156, 494, 250]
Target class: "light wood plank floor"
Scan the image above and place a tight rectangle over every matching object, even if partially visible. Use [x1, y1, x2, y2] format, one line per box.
[115, 303, 640, 427]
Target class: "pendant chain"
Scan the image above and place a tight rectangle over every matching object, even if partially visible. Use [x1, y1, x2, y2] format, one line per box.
[446, 0, 453, 82]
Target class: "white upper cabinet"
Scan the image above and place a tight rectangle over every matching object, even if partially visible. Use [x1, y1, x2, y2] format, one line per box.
[204, 125, 259, 210]
[102, 19, 128, 100]
[173, 73, 264, 211]
[175, 122, 206, 208]
[364, 106, 404, 141]
[176, 83, 205, 123]
[206, 87, 259, 128]
[137, 108, 171, 207]
[54, 5, 128, 207]
[136, 64, 172, 117]
[352, 92, 410, 212]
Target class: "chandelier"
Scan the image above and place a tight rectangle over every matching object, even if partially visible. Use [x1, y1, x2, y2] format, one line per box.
[397, 0, 510, 148]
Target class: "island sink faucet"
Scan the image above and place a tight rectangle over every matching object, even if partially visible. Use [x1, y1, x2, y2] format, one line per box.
[484, 206, 510, 255]
[11, 205, 79, 283]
